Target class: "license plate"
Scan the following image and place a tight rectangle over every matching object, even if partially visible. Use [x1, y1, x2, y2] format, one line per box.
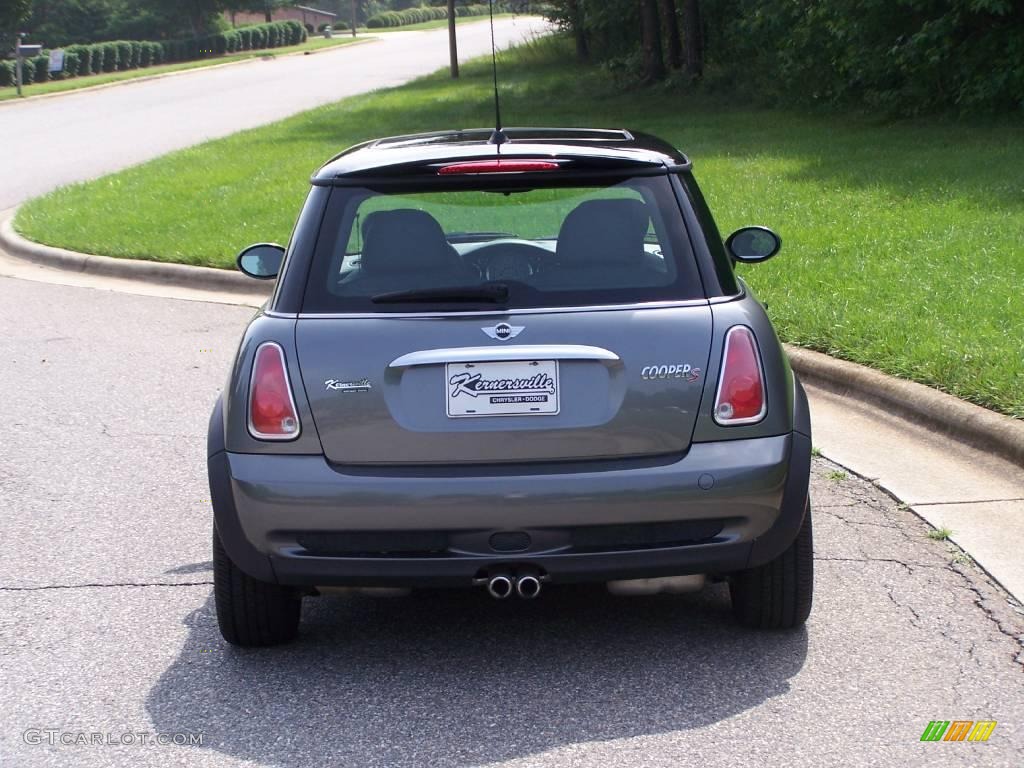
[446, 360, 559, 418]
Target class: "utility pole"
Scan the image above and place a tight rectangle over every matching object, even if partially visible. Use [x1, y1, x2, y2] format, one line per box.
[351, 0, 357, 37]
[447, 0, 459, 78]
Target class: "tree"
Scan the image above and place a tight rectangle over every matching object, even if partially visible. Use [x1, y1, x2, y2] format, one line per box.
[639, 0, 664, 82]
[680, 0, 702, 78]
[254, 1, 287, 23]
[1, 0, 33, 51]
[658, 0, 681, 69]
[140, 0, 226, 37]
[567, 0, 587, 60]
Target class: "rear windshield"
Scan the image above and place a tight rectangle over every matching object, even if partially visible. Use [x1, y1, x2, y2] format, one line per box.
[301, 175, 703, 313]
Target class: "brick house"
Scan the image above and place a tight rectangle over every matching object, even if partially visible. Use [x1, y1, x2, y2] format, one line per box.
[226, 5, 338, 33]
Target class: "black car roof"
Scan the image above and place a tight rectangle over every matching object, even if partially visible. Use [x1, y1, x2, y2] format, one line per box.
[311, 128, 691, 183]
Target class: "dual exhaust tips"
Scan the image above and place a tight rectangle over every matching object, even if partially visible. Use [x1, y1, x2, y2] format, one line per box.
[486, 571, 542, 600]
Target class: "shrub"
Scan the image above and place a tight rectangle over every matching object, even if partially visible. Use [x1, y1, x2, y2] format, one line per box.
[238, 27, 252, 50]
[149, 41, 164, 65]
[115, 41, 133, 70]
[0, 60, 15, 87]
[202, 32, 227, 56]
[285, 20, 305, 45]
[333, 21, 349, 31]
[19, 57, 35, 85]
[138, 41, 153, 67]
[54, 50, 79, 79]
[129, 41, 143, 68]
[251, 26, 267, 49]
[98, 42, 118, 71]
[32, 53, 50, 83]
[67, 44, 92, 76]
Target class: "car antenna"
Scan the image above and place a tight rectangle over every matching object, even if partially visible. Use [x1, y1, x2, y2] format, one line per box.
[486, 0, 507, 146]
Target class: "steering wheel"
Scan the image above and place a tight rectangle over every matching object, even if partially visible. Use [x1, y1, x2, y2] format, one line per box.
[473, 242, 550, 282]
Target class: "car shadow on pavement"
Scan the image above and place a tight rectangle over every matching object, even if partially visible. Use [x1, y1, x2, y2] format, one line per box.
[147, 584, 807, 766]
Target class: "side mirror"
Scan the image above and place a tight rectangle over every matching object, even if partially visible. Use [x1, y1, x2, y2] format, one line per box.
[236, 243, 285, 280]
[725, 226, 781, 264]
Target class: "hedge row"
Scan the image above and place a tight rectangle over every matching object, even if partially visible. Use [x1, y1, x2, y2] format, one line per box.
[0, 20, 306, 88]
[162, 20, 306, 63]
[367, 4, 492, 28]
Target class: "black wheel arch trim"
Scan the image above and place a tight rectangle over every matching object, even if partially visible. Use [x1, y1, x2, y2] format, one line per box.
[746, 429, 811, 568]
[745, 375, 812, 567]
[793, 373, 811, 438]
[207, 396, 278, 583]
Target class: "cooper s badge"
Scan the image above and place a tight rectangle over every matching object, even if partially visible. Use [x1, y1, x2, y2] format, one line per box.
[482, 323, 524, 341]
[641, 364, 702, 382]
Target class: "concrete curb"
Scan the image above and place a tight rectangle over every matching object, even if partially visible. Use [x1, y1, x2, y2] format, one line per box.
[0, 37, 378, 108]
[3, 206, 1021, 466]
[0, 209, 269, 297]
[786, 346, 1024, 469]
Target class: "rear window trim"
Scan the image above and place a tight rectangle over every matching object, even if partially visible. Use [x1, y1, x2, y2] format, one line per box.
[284, 298, 711, 320]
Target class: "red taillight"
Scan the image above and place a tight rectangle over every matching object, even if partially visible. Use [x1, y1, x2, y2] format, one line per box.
[437, 160, 560, 175]
[248, 343, 300, 440]
[713, 326, 766, 425]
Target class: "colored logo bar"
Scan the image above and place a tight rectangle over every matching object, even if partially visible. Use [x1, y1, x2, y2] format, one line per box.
[920, 720, 997, 742]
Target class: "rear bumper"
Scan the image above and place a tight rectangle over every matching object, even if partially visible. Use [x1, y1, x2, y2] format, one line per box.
[209, 427, 811, 588]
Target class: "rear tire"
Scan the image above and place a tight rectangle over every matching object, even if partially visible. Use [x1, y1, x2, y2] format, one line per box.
[730, 501, 813, 629]
[213, 526, 301, 646]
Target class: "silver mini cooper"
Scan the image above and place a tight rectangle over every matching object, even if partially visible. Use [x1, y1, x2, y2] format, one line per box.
[208, 128, 813, 646]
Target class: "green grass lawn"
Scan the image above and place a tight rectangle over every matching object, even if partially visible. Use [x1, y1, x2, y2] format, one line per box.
[0, 34, 366, 102]
[15, 38, 1024, 418]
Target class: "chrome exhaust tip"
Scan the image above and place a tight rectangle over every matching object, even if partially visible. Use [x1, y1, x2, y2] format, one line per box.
[516, 574, 541, 599]
[487, 574, 514, 599]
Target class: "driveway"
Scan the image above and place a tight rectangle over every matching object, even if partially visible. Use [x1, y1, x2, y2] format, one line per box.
[0, 16, 548, 210]
[0, 277, 1021, 767]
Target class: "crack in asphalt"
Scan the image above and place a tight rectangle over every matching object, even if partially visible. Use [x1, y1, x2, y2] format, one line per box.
[0, 580, 213, 592]
[947, 566, 1024, 669]
[819, 506, 905, 531]
[815, 555, 945, 574]
[884, 582, 923, 629]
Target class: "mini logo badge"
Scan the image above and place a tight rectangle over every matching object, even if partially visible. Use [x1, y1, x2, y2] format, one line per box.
[325, 378, 371, 393]
[482, 323, 524, 341]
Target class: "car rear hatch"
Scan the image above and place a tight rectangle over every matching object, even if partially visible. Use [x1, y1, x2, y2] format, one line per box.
[295, 305, 712, 465]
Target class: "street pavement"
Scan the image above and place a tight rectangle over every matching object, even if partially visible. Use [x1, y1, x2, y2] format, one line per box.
[0, 276, 1021, 767]
[0, 16, 548, 210]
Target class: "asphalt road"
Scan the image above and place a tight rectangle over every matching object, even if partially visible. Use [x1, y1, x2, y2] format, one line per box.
[0, 16, 548, 210]
[0, 277, 1021, 766]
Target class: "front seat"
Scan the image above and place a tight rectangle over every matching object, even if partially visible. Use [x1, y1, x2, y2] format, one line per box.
[340, 208, 475, 294]
[538, 199, 665, 290]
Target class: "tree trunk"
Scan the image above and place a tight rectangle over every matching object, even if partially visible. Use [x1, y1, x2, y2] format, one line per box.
[681, 0, 703, 79]
[567, 0, 589, 60]
[640, 0, 666, 82]
[658, 0, 682, 69]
